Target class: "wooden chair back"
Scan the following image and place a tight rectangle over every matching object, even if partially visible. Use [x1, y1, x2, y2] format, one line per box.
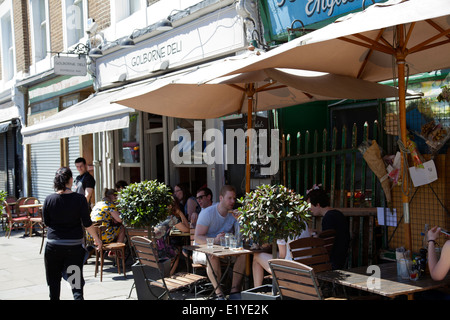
[269, 259, 323, 300]
[289, 231, 335, 273]
[15, 197, 28, 218]
[3, 200, 12, 221]
[131, 235, 172, 300]
[126, 227, 149, 238]
[125, 227, 149, 262]
[131, 235, 206, 300]
[318, 229, 336, 256]
[24, 197, 40, 216]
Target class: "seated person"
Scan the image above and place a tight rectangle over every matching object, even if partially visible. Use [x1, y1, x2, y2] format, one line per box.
[252, 222, 310, 288]
[194, 185, 244, 299]
[174, 183, 200, 224]
[427, 226, 450, 280]
[306, 188, 350, 270]
[88, 188, 125, 246]
[190, 187, 214, 227]
[153, 196, 190, 275]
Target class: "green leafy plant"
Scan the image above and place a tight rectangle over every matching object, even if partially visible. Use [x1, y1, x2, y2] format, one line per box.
[237, 184, 310, 250]
[0, 190, 7, 212]
[116, 180, 173, 228]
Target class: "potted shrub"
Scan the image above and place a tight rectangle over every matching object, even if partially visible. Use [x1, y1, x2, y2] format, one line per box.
[117, 179, 173, 233]
[116, 180, 173, 300]
[238, 184, 310, 300]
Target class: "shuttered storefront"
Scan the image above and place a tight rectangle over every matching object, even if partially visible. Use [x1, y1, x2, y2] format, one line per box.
[30, 140, 61, 202]
[0, 128, 17, 195]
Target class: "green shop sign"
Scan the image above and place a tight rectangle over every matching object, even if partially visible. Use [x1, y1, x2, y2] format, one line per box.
[260, 0, 386, 43]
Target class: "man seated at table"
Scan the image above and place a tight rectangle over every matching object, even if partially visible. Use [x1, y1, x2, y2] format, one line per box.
[194, 185, 244, 299]
[190, 187, 214, 227]
[306, 187, 350, 270]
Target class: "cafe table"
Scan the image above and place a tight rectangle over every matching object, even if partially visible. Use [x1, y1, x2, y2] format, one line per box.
[316, 262, 450, 300]
[184, 243, 252, 299]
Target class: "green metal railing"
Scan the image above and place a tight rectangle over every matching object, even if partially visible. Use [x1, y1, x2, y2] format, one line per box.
[280, 121, 382, 267]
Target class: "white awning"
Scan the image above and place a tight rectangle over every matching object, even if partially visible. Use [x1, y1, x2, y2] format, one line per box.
[21, 83, 148, 144]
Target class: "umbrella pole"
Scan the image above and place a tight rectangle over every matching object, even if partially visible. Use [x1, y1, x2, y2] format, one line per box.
[246, 96, 252, 194]
[246, 86, 255, 194]
[397, 58, 413, 252]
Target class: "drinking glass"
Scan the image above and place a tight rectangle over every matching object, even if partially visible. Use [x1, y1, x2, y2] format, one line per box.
[206, 238, 214, 248]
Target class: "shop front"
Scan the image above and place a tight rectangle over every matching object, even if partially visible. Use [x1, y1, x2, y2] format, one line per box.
[0, 96, 22, 197]
[18, 74, 94, 202]
[93, 2, 249, 199]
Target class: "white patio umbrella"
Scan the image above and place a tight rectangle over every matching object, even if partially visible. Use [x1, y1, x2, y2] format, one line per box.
[114, 58, 402, 192]
[221, 0, 450, 250]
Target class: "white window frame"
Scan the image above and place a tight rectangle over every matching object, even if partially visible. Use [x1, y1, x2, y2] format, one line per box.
[0, 5, 15, 84]
[62, 0, 88, 51]
[29, 0, 51, 73]
[110, 0, 146, 38]
[113, 0, 142, 22]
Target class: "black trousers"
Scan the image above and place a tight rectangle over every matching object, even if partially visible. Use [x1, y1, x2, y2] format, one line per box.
[44, 243, 87, 300]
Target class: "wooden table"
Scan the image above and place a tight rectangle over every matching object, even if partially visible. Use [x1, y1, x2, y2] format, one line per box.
[19, 203, 43, 209]
[317, 262, 450, 300]
[184, 244, 252, 299]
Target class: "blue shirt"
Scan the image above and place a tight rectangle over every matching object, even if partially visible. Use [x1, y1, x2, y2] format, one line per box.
[196, 203, 240, 238]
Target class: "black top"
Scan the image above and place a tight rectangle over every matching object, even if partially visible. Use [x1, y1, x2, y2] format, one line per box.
[74, 172, 95, 192]
[43, 192, 92, 240]
[322, 209, 350, 269]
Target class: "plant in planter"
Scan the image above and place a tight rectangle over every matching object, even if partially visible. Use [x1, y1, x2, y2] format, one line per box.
[116, 180, 173, 300]
[237, 184, 310, 299]
[0, 190, 6, 211]
[117, 180, 173, 231]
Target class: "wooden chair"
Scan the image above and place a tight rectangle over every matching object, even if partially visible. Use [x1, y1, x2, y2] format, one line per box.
[131, 235, 207, 300]
[269, 259, 346, 300]
[15, 197, 28, 218]
[2, 196, 17, 229]
[94, 224, 127, 282]
[188, 227, 208, 273]
[24, 197, 42, 237]
[125, 226, 149, 262]
[3, 200, 30, 238]
[289, 230, 335, 273]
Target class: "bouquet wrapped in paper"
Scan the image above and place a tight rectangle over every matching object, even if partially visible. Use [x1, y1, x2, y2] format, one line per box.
[358, 140, 392, 205]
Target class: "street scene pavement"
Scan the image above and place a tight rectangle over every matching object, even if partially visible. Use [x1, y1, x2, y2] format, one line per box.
[0, 229, 137, 300]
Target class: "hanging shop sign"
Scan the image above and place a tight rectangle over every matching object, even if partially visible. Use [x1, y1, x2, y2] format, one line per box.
[54, 55, 87, 76]
[261, 0, 386, 42]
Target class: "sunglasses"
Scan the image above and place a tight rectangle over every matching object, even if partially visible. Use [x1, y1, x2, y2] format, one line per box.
[196, 194, 207, 200]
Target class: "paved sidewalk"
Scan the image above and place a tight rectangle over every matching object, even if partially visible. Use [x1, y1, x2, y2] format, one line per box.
[0, 229, 137, 300]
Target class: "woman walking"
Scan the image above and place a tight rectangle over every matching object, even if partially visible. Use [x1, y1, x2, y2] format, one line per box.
[43, 167, 102, 300]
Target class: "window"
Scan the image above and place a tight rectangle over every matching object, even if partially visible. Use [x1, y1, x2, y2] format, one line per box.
[0, 12, 14, 81]
[119, 112, 141, 164]
[115, 0, 142, 22]
[64, 0, 86, 48]
[30, 0, 49, 62]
